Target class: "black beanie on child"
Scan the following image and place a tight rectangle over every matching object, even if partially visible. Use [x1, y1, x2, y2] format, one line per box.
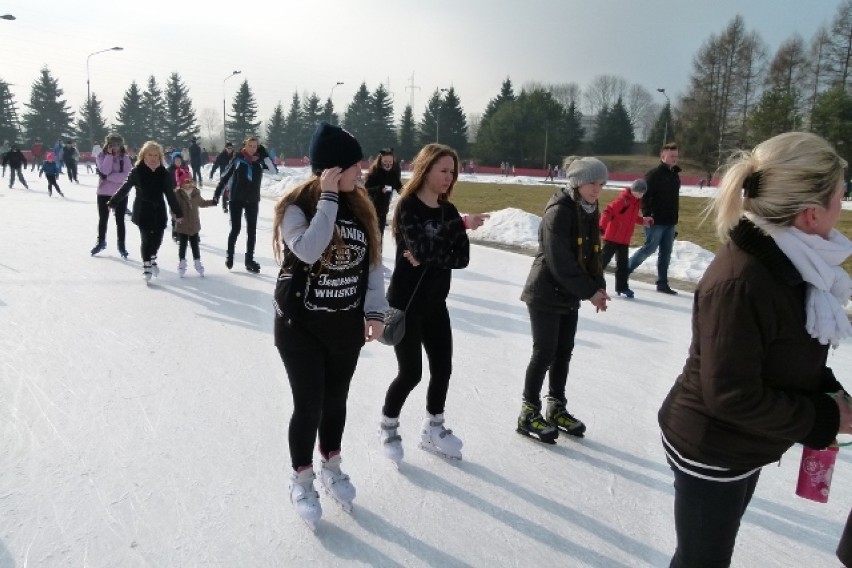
[308, 122, 363, 172]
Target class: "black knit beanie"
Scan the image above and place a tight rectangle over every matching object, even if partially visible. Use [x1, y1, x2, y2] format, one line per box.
[308, 122, 363, 172]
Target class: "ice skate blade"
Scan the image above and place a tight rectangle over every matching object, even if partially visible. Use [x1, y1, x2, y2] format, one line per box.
[418, 441, 462, 460]
[515, 427, 557, 445]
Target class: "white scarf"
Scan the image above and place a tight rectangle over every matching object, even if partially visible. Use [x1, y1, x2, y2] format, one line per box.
[749, 214, 852, 347]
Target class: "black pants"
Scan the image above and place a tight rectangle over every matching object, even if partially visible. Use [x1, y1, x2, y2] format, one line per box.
[277, 322, 361, 470]
[45, 174, 61, 194]
[64, 159, 78, 182]
[139, 228, 164, 262]
[600, 240, 630, 292]
[227, 200, 259, 259]
[669, 464, 761, 568]
[522, 306, 578, 407]
[96, 195, 127, 244]
[178, 233, 201, 260]
[191, 164, 202, 184]
[383, 300, 453, 418]
[8, 166, 27, 188]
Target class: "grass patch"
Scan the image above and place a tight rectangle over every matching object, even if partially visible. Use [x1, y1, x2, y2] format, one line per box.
[451, 181, 852, 274]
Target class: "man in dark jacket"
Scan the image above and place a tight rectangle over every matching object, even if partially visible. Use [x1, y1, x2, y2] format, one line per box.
[627, 142, 681, 294]
[189, 137, 203, 187]
[2, 144, 29, 189]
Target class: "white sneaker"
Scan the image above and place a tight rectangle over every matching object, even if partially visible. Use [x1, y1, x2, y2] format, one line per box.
[289, 468, 322, 529]
[319, 454, 356, 512]
[379, 415, 404, 464]
[142, 261, 152, 282]
[419, 413, 463, 460]
[194, 259, 205, 276]
[178, 259, 187, 277]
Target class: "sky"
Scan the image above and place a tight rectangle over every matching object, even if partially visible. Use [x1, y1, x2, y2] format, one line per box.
[0, 0, 846, 140]
[1, 166, 851, 566]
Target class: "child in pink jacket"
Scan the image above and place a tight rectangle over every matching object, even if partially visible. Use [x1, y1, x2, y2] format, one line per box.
[599, 179, 652, 298]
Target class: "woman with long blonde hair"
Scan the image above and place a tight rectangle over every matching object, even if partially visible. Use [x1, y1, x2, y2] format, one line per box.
[107, 140, 183, 282]
[271, 122, 385, 528]
[658, 132, 852, 566]
[378, 143, 488, 464]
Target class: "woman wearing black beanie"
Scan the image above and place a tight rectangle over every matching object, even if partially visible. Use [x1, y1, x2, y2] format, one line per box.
[271, 122, 386, 528]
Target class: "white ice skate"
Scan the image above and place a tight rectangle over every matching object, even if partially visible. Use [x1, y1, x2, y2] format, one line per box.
[379, 415, 404, 465]
[194, 259, 205, 277]
[419, 414, 463, 460]
[289, 467, 322, 530]
[319, 454, 356, 513]
[178, 259, 187, 277]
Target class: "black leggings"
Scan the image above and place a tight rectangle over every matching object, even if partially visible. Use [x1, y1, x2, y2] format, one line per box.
[383, 300, 453, 418]
[277, 322, 361, 470]
[178, 233, 201, 260]
[227, 200, 259, 259]
[600, 240, 630, 292]
[96, 194, 126, 244]
[139, 228, 164, 262]
[522, 306, 578, 407]
[45, 174, 61, 193]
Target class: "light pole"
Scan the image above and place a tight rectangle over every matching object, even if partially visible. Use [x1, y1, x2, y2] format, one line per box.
[656, 88, 670, 148]
[222, 70, 241, 143]
[327, 82, 343, 124]
[86, 47, 123, 149]
[435, 88, 448, 142]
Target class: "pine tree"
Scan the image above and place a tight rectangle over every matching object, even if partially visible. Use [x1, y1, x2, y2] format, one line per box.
[397, 105, 417, 161]
[0, 79, 21, 144]
[418, 89, 442, 148]
[282, 92, 304, 158]
[114, 81, 147, 148]
[162, 72, 199, 148]
[321, 98, 339, 126]
[265, 102, 286, 158]
[21, 66, 74, 146]
[74, 94, 109, 152]
[342, 83, 373, 147]
[302, 93, 324, 136]
[227, 80, 261, 144]
[368, 84, 397, 156]
[141, 76, 165, 143]
[437, 87, 468, 156]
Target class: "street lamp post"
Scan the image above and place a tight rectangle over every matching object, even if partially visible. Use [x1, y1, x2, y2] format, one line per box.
[656, 88, 670, 148]
[328, 82, 343, 124]
[86, 47, 123, 150]
[222, 70, 241, 143]
[435, 88, 448, 142]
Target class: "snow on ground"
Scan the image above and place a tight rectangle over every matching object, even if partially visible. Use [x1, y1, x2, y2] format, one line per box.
[1, 168, 851, 567]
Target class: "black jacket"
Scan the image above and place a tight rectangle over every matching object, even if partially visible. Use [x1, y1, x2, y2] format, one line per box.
[109, 165, 183, 230]
[386, 196, 469, 310]
[2, 149, 27, 169]
[365, 163, 403, 218]
[520, 188, 605, 312]
[642, 162, 681, 225]
[214, 153, 263, 203]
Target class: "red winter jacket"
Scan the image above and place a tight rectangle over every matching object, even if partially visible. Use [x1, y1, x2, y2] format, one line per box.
[599, 188, 643, 245]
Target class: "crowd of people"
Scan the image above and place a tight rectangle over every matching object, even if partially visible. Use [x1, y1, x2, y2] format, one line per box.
[4, 125, 851, 563]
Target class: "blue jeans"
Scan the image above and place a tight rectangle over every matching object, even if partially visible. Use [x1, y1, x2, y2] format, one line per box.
[668, 464, 761, 567]
[628, 224, 675, 287]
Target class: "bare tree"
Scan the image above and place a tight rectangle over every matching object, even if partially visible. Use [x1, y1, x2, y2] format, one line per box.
[826, 0, 852, 88]
[199, 107, 223, 149]
[583, 75, 628, 116]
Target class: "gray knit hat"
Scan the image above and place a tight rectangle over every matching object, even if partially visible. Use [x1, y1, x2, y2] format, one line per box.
[566, 157, 608, 188]
[630, 179, 647, 193]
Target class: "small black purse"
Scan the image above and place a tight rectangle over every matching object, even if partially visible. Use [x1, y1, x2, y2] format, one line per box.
[378, 269, 426, 346]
